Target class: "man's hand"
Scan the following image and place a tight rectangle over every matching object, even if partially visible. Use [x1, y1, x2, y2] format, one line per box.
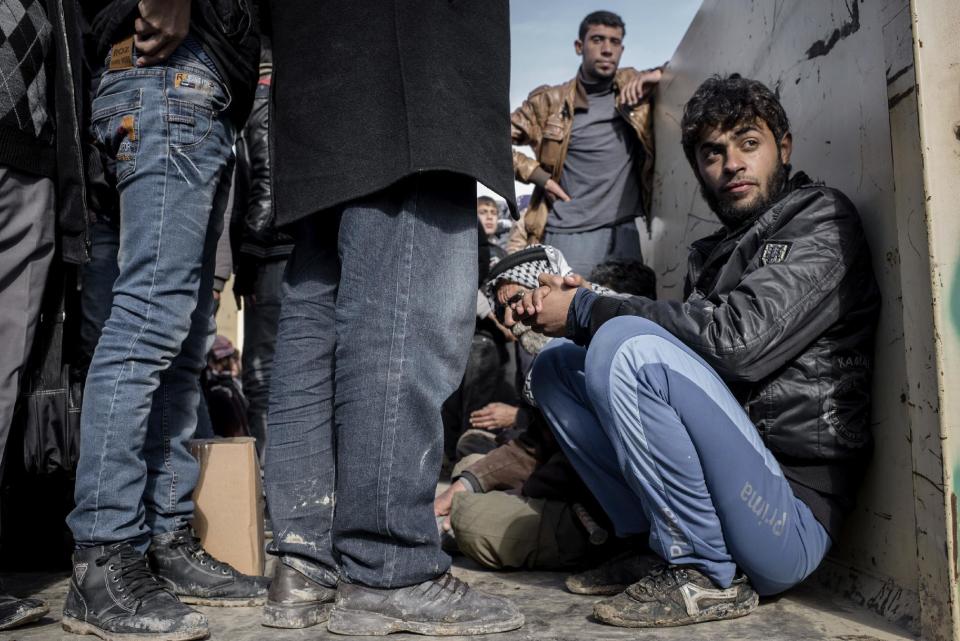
[544, 178, 571, 205]
[512, 273, 580, 337]
[135, 0, 191, 67]
[621, 67, 663, 106]
[562, 273, 593, 290]
[434, 479, 470, 532]
[469, 402, 520, 430]
[486, 313, 517, 343]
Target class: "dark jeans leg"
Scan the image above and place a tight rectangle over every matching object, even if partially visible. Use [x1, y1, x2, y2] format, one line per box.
[263, 217, 340, 587]
[242, 259, 286, 459]
[264, 172, 476, 588]
[334, 173, 476, 587]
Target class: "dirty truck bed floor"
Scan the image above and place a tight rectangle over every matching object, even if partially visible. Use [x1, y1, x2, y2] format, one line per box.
[3, 559, 915, 641]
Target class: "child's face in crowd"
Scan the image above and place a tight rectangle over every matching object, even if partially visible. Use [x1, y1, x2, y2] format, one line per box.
[477, 204, 499, 236]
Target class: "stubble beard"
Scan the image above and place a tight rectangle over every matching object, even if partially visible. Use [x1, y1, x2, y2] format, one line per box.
[702, 160, 789, 230]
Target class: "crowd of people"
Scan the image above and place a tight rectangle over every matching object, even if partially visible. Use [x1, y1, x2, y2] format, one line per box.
[0, 2, 880, 640]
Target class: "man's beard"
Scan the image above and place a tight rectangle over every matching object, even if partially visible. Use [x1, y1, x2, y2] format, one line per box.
[702, 161, 788, 230]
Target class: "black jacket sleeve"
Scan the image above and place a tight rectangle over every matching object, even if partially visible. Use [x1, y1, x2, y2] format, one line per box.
[584, 190, 871, 383]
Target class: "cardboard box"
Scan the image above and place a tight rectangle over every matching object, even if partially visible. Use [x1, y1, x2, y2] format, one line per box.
[190, 437, 265, 576]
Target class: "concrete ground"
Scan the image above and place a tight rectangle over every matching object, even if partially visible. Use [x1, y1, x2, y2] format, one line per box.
[4, 558, 917, 641]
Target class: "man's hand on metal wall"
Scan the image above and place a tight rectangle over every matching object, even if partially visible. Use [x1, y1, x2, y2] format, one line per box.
[622, 67, 663, 106]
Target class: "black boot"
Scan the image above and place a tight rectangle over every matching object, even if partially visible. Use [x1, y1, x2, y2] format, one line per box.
[327, 572, 524, 636]
[262, 561, 336, 629]
[0, 582, 48, 631]
[61, 542, 208, 641]
[147, 528, 269, 606]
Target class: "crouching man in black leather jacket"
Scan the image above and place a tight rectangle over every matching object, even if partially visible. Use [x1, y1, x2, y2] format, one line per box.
[513, 74, 880, 629]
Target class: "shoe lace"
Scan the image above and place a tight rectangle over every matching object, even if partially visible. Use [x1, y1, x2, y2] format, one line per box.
[168, 531, 230, 575]
[635, 565, 689, 595]
[96, 544, 167, 601]
[419, 573, 469, 602]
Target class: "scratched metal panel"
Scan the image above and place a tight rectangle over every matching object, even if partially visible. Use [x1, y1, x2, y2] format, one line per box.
[645, 0, 921, 629]
[908, 1, 960, 639]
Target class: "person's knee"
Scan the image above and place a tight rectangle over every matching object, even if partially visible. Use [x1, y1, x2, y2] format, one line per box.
[450, 492, 540, 570]
[530, 340, 582, 403]
[584, 317, 680, 401]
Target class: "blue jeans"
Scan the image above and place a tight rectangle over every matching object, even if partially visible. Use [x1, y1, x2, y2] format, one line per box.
[264, 173, 477, 589]
[531, 317, 831, 596]
[241, 259, 287, 458]
[68, 38, 235, 551]
[543, 219, 642, 276]
[79, 221, 120, 368]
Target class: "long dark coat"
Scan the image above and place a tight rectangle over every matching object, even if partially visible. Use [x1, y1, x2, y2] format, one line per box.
[267, 0, 516, 225]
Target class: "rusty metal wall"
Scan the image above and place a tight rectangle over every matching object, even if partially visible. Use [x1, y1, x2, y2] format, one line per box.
[643, 0, 960, 637]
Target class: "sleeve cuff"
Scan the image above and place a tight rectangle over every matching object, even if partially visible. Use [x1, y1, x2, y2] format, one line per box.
[530, 167, 551, 189]
[566, 288, 599, 345]
[456, 472, 483, 494]
[589, 295, 631, 336]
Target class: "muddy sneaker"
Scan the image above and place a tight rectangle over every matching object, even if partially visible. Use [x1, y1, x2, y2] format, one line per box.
[148, 528, 270, 606]
[565, 551, 664, 596]
[0, 585, 48, 631]
[593, 565, 758, 627]
[327, 572, 524, 636]
[262, 561, 336, 628]
[61, 542, 208, 641]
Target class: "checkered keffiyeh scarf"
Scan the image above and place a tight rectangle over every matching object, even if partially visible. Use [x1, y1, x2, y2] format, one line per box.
[0, 0, 53, 143]
[482, 245, 612, 357]
[483, 244, 611, 308]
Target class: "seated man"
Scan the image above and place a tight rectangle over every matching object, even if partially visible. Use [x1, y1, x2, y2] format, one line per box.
[512, 75, 880, 628]
[436, 258, 657, 574]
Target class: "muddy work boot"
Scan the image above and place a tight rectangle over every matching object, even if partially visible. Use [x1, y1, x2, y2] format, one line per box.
[593, 565, 758, 627]
[148, 527, 270, 606]
[565, 551, 664, 596]
[0, 583, 49, 631]
[262, 561, 336, 629]
[61, 542, 208, 641]
[327, 572, 523, 636]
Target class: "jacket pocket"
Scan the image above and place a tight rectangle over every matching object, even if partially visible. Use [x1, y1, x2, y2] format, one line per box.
[538, 114, 566, 171]
[90, 88, 142, 183]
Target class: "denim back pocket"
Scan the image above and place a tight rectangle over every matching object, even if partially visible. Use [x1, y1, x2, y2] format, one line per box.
[90, 88, 142, 183]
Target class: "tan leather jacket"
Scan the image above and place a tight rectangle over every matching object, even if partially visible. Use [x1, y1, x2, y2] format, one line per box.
[510, 67, 656, 247]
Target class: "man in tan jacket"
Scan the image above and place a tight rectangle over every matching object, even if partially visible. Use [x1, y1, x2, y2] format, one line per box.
[509, 11, 661, 274]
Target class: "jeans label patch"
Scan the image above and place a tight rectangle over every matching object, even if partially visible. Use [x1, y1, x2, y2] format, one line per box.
[109, 37, 134, 70]
[175, 72, 210, 92]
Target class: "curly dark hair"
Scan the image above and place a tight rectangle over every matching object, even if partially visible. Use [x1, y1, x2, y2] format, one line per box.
[579, 11, 625, 41]
[680, 74, 790, 175]
[588, 260, 656, 300]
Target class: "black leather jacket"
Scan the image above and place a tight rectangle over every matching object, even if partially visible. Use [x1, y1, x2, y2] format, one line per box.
[49, 0, 88, 264]
[578, 174, 881, 538]
[230, 45, 292, 297]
